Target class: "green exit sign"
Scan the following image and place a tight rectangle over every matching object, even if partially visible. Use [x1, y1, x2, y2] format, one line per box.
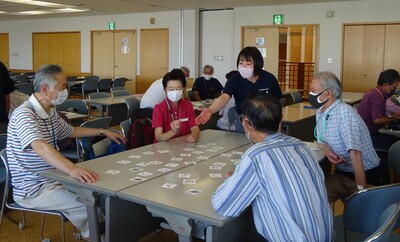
[273, 14, 283, 25]
[108, 22, 116, 30]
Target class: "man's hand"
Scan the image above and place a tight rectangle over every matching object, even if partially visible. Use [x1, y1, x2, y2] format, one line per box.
[322, 144, 343, 164]
[195, 108, 212, 125]
[69, 166, 99, 183]
[103, 129, 127, 144]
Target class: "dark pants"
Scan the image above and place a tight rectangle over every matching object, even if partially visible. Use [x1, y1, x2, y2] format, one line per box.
[371, 133, 399, 151]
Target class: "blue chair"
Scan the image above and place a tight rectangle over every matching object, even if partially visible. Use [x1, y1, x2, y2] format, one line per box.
[88, 92, 110, 117]
[15, 83, 34, 96]
[227, 106, 237, 132]
[120, 119, 131, 149]
[56, 99, 88, 116]
[112, 77, 127, 88]
[389, 141, 400, 180]
[0, 149, 79, 242]
[111, 89, 131, 97]
[290, 91, 303, 104]
[97, 78, 112, 93]
[364, 203, 400, 242]
[125, 96, 140, 119]
[81, 79, 98, 98]
[334, 183, 400, 242]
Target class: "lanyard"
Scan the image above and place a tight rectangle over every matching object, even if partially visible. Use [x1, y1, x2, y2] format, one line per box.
[44, 117, 58, 150]
[314, 100, 341, 143]
[203, 79, 212, 97]
[165, 99, 180, 137]
[374, 87, 384, 98]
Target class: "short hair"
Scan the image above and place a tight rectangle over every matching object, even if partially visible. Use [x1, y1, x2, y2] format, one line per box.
[313, 71, 342, 99]
[236, 46, 264, 77]
[180, 66, 190, 77]
[162, 69, 187, 88]
[225, 70, 238, 80]
[241, 92, 282, 134]
[33, 64, 63, 93]
[377, 69, 400, 86]
[203, 65, 214, 73]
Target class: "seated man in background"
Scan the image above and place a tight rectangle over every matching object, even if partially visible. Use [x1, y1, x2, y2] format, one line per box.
[7, 64, 126, 239]
[152, 69, 200, 143]
[358, 69, 400, 150]
[211, 93, 333, 242]
[192, 64, 223, 101]
[311, 71, 385, 204]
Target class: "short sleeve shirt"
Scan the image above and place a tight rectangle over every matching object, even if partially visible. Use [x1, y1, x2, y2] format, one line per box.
[358, 86, 388, 134]
[223, 70, 283, 114]
[152, 98, 197, 143]
[192, 77, 223, 100]
[7, 95, 73, 199]
[315, 100, 379, 172]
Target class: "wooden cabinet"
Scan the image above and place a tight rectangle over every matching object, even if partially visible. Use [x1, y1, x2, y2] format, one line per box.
[33, 32, 80, 76]
[342, 24, 400, 92]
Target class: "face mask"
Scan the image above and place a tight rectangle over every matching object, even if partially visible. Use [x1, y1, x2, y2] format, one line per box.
[238, 66, 254, 79]
[203, 75, 212, 81]
[308, 89, 328, 109]
[167, 90, 183, 102]
[49, 88, 68, 106]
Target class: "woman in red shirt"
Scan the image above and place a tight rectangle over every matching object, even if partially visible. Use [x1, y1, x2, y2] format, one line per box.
[152, 69, 200, 143]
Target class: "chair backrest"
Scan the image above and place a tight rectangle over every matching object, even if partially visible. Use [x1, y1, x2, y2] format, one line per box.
[111, 87, 127, 92]
[128, 117, 154, 149]
[0, 149, 12, 212]
[97, 78, 112, 92]
[388, 141, 400, 177]
[343, 183, 400, 240]
[78, 117, 112, 160]
[0, 134, 6, 152]
[88, 92, 109, 100]
[66, 76, 77, 82]
[14, 75, 29, 83]
[279, 98, 286, 107]
[84, 75, 100, 81]
[56, 99, 88, 115]
[125, 96, 140, 119]
[15, 83, 34, 96]
[364, 203, 400, 242]
[22, 72, 35, 77]
[111, 90, 131, 97]
[290, 92, 303, 104]
[82, 79, 99, 98]
[120, 119, 131, 145]
[112, 77, 127, 88]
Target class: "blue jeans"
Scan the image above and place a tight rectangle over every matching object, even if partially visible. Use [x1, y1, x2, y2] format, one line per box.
[234, 115, 245, 133]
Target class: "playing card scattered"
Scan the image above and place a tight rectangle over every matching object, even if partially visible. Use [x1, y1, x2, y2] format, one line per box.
[161, 183, 177, 189]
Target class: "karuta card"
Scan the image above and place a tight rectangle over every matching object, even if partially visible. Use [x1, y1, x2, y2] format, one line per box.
[129, 167, 144, 172]
[182, 179, 196, 185]
[210, 166, 222, 170]
[158, 168, 172, 173]
[213, 162, 226, 166]
[149, 160, 163, 165]
[116, 160, 131, 164]
[129, 155, 141, 159]
[143, 151, 155, 155]
[209, 173, 222, 178]
[158, 150, 170, 153]
[165, 163, 179, 167]
[161, 183, 177, 189]
[185, 189, 202, 195]
[129, 177, 146, 182]
[138, 172, 153, 177]
[105, 170, 120, 175]
[184, 161, 197, 165]
[178, 173, 191, 178]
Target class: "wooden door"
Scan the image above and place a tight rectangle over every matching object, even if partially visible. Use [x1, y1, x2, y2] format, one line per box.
[362, 25, 385, 91]
[384, 24, 400, 70]
[137, 29, 168, 94]
[114, 30, 137, 93]
[242, 27, 279, 77]
[47, 33, 64, 66]
[342, 26, 364, 91]
[63, 32, 81, 76]
[0, 33, 9, 69]
[92, 31, 114, 79]
[33, 33, 49, 71]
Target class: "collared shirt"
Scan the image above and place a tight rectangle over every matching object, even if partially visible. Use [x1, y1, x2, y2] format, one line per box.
[223, 70, 283, 115]
[140, 78, 165, 109]
[152, 98, 197, 143]
[358, 86, 388, 134]
[211, 133, 333, 242]
[315, 100, 379, 172]
[192, 77, 223, 100]
[7, 94, 73, 199]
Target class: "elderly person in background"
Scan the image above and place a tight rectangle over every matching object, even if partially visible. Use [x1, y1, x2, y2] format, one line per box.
[212, 92, 332, 242]
[310, 71, 385, 204]
[7, 64, 126, 239]
[192, 64, 223, 101]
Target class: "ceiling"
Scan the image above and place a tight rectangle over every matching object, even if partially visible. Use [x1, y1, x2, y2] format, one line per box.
[0, 0, 357, 21]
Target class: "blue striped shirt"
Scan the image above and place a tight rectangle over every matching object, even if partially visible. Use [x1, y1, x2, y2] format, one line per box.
[315, 100, 379, 172]
[7, 95, 73, 199]
[211, 133, 333, 242]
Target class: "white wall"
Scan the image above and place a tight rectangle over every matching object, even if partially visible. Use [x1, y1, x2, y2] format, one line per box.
[0, 0, 399, 80]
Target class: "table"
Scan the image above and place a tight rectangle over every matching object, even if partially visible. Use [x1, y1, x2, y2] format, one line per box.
[41, 130, 250, 242]
[117, 141, 325, 242]
[281, 103, 317, 141]
[342, 91, 364, 106]
[379, 127, 400, 138]
[85, 95, 131, 126]
[62, 111, 88, 126]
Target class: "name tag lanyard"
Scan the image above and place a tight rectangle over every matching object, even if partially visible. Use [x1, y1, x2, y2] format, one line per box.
[165, 99, 181, 137]
[314, 100, 341, 143]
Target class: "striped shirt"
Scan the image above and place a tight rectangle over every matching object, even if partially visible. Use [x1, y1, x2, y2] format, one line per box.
[211, 133, 333, 242]
[315, 100, 379, 172]
[7, 95, 73, 199]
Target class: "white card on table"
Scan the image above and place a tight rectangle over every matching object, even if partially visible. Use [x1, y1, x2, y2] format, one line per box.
[136, 162, 150, 167]
[129, 177, 146, 182]
[138, 172, 153, 177]
[116, 160, 131, 165]
[129, 155, 141, 159]
[149, 160, 163, 165]
[182, 148, 194, 151]
[213, 162, 226, 166]
[184, 161, 197, 165]
[180, 153, 191, 157]
[185, 189, 202, 195]
[178, 173, 191, 178]
[158, 168, 172, 173]
[220, 153, 232, 157]
[183, 179, 196, 185]
[192, 150, 204, 154]
[210, 166, 222, 170]
[129, 167, 144, 172]
[165, 163, 179, 168]
[158, 150, 170, 153]
[171, 157, 183, 161]
[210, 173, 222, 178]
[143, 151, 155, 155]
[105, 170, 120, 175]
[162, 183, 177, 189]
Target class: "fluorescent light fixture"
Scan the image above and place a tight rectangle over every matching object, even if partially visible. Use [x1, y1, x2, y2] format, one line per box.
[55, 7, 89, 13]
[1, 0, 65, 8]
[0, 11, 5, 14]
[13, 10, 52, 15]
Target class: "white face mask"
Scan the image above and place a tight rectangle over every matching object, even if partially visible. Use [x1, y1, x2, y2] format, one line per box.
[49, 88, 68, 106]
[167, 90, 183, 102]
[238, 66, 254, 79]
[203, 75, 212, 81]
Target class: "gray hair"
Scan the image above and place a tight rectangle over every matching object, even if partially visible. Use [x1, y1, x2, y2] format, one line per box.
[314, 71, 342, 99]
[33, 64, 63, 93]
[203, 64, 214, 73]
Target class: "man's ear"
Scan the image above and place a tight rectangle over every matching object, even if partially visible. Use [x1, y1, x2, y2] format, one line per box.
[41, 84, 49, 94]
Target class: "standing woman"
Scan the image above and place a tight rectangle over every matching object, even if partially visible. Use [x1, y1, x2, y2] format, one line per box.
[152, 69, 200, 143]
[196, 46, 283, 133]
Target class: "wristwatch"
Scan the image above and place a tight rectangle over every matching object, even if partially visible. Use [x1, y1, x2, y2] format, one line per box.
[357, 185, 364, 191]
